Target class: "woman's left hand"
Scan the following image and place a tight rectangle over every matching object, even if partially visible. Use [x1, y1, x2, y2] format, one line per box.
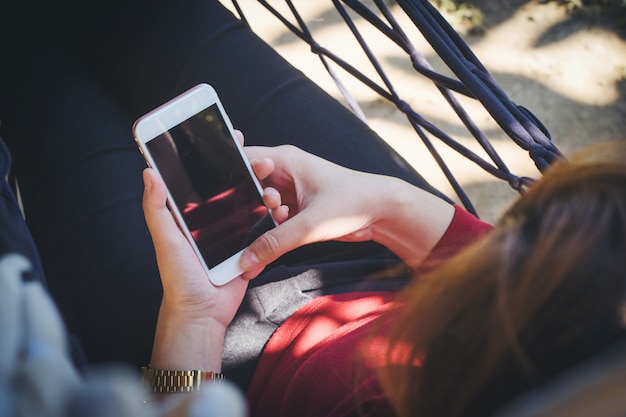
[142, 167, 248, 371]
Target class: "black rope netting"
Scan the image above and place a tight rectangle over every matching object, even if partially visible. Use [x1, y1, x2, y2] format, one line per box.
[231, 0, 564, 216]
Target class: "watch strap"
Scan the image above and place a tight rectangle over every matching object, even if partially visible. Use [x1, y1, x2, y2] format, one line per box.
[141, 366, 224, 394]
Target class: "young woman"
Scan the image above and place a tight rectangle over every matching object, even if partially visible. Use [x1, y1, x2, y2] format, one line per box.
[144, 139, 626, 417]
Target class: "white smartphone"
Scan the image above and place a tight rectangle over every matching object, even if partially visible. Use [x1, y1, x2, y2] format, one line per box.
[133, 84, 275, 286]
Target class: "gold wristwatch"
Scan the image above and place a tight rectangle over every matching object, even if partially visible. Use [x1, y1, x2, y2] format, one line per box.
[140, 366, 224, 394]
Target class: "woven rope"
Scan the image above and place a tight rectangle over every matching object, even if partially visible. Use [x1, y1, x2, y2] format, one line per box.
[231, 0, 564, 216]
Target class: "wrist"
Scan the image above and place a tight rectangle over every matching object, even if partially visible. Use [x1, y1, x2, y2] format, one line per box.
[373, 178, 454, 269]
[151, 304, 226, 372]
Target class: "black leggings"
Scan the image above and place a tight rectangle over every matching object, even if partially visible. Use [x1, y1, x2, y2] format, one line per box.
[0, 0, 442, 380]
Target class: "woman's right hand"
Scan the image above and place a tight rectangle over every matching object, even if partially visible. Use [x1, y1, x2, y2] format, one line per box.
[240, 145, 455, 278]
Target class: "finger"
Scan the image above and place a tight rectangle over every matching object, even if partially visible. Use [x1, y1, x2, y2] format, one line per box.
[244, 145, 272, 160]
[240, 265, 266, 281]
[234, 129, 244, 146]
[262, 187, 281, 209]
[249, 157, 275, 181]
[240, 212, 319, 272]
[272, 205, 290, 224]
[142, 169, 188, 251]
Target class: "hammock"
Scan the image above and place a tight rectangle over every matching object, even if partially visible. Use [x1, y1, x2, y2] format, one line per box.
[229, 0, 564, 217]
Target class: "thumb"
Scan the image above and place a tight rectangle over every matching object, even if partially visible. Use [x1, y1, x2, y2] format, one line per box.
[239, 214, 316, 273]
[142, 168, 188, 251]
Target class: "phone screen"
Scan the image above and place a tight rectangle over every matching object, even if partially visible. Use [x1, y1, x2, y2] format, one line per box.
[145, 104, 274, 269]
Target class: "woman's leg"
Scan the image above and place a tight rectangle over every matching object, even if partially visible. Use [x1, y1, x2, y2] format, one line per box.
[0, 39, 162, 368]
[78, 0, 449, 200]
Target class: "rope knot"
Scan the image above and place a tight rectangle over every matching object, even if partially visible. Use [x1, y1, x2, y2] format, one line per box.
[507, 176, 524, 192]
[309, 41, 323, 55]
[530, 144, 552, 172]
[396, 99, 412, 114]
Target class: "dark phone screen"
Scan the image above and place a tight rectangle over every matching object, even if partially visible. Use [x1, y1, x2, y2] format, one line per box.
[146, 104, 274, 269]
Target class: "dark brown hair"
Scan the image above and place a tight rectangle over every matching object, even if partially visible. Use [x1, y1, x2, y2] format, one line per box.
[380, 142, 626, 417]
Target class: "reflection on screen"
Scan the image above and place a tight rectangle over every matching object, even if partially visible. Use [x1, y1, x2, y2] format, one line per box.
[146, 104, 273, 269]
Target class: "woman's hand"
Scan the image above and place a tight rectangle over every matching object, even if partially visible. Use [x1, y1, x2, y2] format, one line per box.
[142, 167, 248, 371]
[240, 145, 455, 277]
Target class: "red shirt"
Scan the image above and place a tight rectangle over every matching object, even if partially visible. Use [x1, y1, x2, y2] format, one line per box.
[247, 206, 492, 417]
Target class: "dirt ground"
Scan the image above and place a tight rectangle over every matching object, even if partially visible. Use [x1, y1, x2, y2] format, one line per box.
[221, 0, 626, 223]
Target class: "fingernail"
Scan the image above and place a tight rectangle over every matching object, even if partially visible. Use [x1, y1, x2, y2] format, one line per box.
[240, 250, 260, 271]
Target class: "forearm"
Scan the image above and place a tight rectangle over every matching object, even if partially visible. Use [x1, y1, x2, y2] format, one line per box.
[372, 177, 455, 270]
